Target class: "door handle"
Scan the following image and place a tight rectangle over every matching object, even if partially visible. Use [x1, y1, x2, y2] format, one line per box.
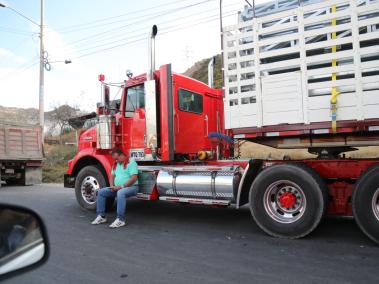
[174, 114, 179, 133]
[204, 115, 209, 137]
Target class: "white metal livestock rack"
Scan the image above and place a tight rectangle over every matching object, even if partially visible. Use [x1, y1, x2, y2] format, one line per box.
[222, 0, 379, 134]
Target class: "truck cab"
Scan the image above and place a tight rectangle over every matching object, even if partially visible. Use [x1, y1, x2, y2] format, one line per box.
[64, 64, 230, 210]
[99, 64, 225, 162]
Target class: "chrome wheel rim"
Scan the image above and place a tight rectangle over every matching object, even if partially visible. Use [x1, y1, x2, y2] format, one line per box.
[371, 188, 379, 221]
[263, 180, 306, 224]
[81, 176, 100, 205]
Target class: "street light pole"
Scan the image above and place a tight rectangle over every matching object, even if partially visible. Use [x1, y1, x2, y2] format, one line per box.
[0, 3, 39, 26]
[1, 1, 70, 143]
[0, 1, 45, 143]
[39, 0, 44, 142]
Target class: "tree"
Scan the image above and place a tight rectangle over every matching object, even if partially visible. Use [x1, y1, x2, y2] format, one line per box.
[48, 104, 78, 144]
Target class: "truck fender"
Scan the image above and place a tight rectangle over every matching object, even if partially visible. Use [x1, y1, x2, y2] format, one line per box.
[236, 159, 263, 209]
[69, 150, 113, 184]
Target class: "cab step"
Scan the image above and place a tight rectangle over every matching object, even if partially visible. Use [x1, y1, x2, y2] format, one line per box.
[158, 196, 231, 206]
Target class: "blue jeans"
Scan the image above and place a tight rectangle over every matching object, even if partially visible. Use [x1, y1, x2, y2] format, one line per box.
[96, 185, 138, 221]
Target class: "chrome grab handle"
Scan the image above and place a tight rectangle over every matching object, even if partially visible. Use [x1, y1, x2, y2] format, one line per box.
[204, 115, 209, 136]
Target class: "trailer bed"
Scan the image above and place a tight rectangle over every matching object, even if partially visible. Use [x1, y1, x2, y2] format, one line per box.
[223, 0, 379, 147]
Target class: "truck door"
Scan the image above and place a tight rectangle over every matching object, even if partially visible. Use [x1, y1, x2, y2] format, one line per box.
[119, 84, 146, 158]
[174, 88, 206, 154]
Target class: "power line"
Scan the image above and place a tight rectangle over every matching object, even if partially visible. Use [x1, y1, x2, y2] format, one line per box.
[67, 3, 208, 35]
[5, 6, 40, 27]
[46, 0, 241, 62]
[53, 0, 202, 32]
[159, 10, 236, 37]
[65, 0, 215, 46]
[48, 1, 241, 61]
[72, 38, 145, 60]
[51, 0, 238, 60]
[0, 59, 39, 81]
[66, 1, 241, 51]
[71, 7, 239, 55]
[1, 37, 33, 58]
[0, 26, 34, 35]
[70, 9, 237, 60]
[73, 10, 236, 59]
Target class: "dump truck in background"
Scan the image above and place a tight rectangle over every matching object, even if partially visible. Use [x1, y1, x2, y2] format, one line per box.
[0, 123, 43, 186]
[65, 0, 379, 244]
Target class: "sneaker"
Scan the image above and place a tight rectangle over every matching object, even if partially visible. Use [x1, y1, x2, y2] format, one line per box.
[91, 215, 107, 225]
[109, 218, 126, 228]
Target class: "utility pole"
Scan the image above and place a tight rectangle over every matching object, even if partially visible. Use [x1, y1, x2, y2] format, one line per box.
[219, 0, 224, 89]
[1, 1, 69, 144]
[39, 0, 45, 142]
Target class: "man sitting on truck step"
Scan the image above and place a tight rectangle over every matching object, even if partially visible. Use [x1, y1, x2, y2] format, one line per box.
[91, 148, 139, 228]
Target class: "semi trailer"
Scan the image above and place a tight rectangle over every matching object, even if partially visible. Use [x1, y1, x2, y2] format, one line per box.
[0, 122, 43, 186]
[65, 0, 379, 243]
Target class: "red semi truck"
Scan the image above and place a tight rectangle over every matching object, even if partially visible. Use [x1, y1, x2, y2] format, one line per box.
[65, 0, 379, 243]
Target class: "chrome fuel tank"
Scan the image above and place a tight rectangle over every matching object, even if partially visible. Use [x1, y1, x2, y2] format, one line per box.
[96, 115, 115, 150]
[157, 166, 240, 200]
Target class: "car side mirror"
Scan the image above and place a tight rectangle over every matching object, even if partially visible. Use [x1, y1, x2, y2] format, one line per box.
[0, 204, 49, 281]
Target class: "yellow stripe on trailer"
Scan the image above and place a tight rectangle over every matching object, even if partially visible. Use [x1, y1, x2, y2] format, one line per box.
[330, 4, 339, 133]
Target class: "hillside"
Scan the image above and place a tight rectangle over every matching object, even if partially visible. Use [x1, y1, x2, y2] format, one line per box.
[0, 105, 82, 126]
[184, 54, 223, 89]
[0, 105, 40, 125]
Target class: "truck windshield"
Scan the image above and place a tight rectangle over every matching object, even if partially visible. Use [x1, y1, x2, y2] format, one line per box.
[125, 85, 145, 116]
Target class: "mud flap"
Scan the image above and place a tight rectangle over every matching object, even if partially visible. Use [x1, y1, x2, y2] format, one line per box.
[25, 167, 42, 185]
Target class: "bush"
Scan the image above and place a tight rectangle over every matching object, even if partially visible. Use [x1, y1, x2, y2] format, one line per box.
[42, 145, 77, 183]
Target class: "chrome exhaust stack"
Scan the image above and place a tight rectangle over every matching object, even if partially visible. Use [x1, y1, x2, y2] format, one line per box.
[147, 25, 158, 80]
[144, 25, 159, 160]
[208, 56, 216, 88]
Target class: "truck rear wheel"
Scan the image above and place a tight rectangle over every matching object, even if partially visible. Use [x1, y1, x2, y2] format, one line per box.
[353, 164, 379, 244]
[249, 164, 327, 239]
[6, 179, 23, 186]
[75, 166, 113, 211]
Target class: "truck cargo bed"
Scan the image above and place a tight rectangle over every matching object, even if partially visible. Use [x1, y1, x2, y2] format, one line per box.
[223, 0, 379, 146]
[0, 123, 43, 161]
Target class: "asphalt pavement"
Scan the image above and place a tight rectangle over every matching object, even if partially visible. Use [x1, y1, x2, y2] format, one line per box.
[0, 184, 378, 284]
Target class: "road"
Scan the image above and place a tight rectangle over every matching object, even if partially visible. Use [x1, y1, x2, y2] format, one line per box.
[0, 184, 378, 284]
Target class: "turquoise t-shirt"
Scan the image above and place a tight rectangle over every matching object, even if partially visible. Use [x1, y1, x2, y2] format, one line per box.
[111, 158, 139, 186]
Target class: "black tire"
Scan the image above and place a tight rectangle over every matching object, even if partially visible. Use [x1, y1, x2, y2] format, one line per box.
[352, 164, 379, 245]
[5, 173, 25, 186]
[6, 179, 23, 186]
[75, 166, 113, 211]
[249, 163, 328, 239]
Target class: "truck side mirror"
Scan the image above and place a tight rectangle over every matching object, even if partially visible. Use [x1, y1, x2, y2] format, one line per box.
[0, 204, 49, 281]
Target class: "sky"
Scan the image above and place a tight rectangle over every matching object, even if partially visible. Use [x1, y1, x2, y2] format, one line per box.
[0, 0, 272, 111]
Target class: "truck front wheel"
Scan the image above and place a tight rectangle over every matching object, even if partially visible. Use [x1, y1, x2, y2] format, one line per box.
[249, 164, 327, 239]
[353, 164, 379, 244]
[75, 166, 113, 211]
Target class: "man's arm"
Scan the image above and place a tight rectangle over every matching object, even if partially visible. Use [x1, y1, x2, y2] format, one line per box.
[110, 174, 117, 191]
[110, 174, 115, 187]
[114, 174, 138, 190]
[122, 174, 138, 188]
[113, 174, 138, 190]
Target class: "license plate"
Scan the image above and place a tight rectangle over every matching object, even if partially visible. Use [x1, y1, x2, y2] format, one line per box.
[130, 149, 145, 161]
